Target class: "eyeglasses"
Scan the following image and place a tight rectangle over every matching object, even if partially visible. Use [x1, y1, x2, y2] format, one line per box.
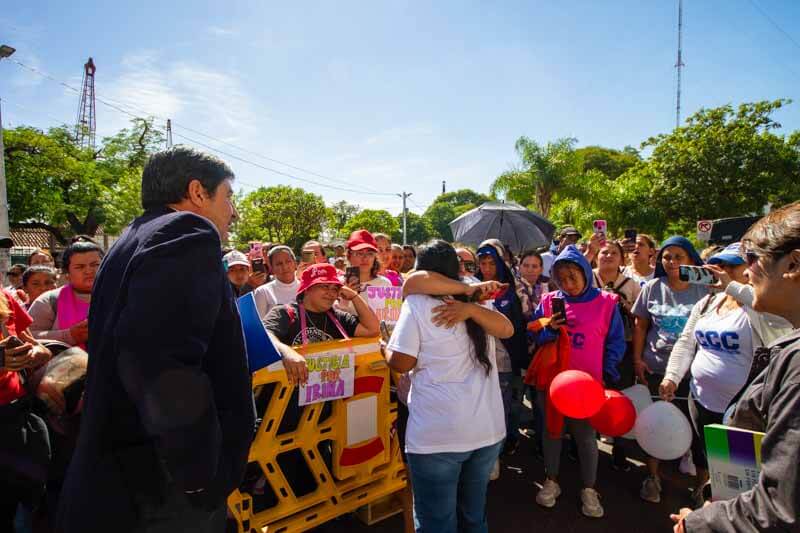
[351, 250, 376, 259]
[744, 250, 760, 266]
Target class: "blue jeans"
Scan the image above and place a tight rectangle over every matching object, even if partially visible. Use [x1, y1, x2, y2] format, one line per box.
[406, 440, 504, 533]
[498, 372, 521, 446]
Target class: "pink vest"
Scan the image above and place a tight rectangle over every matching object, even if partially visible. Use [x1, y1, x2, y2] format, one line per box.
[540, 291, 618, 381]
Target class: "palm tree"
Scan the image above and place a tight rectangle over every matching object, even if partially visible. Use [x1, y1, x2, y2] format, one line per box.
[490, 136, 582, 218]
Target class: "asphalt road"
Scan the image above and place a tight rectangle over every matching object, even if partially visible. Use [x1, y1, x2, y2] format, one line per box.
[319, 430, 697, 533]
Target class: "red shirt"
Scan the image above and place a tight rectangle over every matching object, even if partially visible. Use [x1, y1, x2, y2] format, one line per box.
[0, 289, 34, 404]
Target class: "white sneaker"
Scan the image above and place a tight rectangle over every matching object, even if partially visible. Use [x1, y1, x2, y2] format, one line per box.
[490, 459, 500, 481]
[679, 451, 697, 476]
[536, 479, 561, 508]
[640, 476, 662, 503]
[581, 488, 604, 518]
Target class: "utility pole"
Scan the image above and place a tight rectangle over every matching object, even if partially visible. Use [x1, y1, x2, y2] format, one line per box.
[166, 119, 173, 148]
[675, 0, 685, 129]
[398, 192, 412, 245]
[0, 44, 17, 283]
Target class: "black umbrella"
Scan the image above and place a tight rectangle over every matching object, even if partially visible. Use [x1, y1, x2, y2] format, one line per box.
[449, 201, 555, 254]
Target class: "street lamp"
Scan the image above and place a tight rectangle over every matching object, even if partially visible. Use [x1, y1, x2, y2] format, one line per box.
[0, 44, 17, 280]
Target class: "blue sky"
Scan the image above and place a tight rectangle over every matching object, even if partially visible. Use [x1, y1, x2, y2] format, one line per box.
[2, 1, 799, 215]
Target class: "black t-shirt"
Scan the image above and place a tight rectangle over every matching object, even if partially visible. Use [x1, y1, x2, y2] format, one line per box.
[264, 302, 360, 347]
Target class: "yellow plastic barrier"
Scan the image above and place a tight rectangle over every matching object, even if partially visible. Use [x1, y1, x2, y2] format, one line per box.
[227, 337, 407, 533]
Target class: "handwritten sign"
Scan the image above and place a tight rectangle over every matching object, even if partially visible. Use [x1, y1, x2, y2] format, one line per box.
[365, 285, 403, 325]
[299, 351, 355, 406]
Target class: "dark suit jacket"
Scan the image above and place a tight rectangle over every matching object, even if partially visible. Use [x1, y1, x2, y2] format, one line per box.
[57, 207, 255, 532]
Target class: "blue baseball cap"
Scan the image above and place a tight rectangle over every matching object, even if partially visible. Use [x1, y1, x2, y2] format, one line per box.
[708, 242, 745, 266]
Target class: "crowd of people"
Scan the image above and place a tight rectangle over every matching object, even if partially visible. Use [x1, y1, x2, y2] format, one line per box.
[0, 146, 798, 533]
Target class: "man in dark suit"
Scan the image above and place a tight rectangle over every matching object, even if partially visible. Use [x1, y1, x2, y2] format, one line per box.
[57, 147, 305, 532]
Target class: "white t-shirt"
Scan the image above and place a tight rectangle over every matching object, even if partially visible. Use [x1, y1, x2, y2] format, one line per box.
[387, 294, 506, 454]
[622, 265, 655, 288]
[253, 278, 299, 319]
[690, 306, 754, 413]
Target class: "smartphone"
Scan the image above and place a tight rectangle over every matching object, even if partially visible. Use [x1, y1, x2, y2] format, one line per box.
[1, 335, 25, 367]
[593, 220, 608, 246]
[679, 265, 717, 285]
[345, 267, 361, 289]
[624, 228, 637, 242]
[252, 258, 266, 274]
[551, 297, 566, 319]
[379, 320, 391, 342]
[249, 241, 263, 258]
[301, 249, 316, 264]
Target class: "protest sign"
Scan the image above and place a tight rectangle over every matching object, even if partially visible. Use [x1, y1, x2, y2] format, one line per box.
[365, 285, 403, 325]
[299, 350, 355, 406]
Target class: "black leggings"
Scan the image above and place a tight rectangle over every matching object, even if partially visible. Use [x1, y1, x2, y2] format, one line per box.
[688, 393, 724, 470]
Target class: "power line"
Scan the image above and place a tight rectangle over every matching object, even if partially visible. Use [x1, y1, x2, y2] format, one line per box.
[748, 0, 800, 52]
[171, 131, 399, 196]
[8, 57, 397, 197]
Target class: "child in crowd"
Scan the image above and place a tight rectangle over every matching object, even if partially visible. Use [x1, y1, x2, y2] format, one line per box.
[529, 245, 626, 518]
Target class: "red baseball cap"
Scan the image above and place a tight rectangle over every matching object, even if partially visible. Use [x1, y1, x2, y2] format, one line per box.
[297, 263, 343, 295]
[346, 229, 379, 252]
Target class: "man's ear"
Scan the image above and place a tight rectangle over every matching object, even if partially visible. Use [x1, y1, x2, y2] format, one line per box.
[185, 179, 206, 207]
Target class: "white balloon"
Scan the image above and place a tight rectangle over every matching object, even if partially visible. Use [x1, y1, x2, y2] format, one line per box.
[620, 384, 653, 439]
[634, 401, 692, 461]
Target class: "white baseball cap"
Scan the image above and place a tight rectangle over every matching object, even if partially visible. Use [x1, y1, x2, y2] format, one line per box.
[223, 250, 250, 270]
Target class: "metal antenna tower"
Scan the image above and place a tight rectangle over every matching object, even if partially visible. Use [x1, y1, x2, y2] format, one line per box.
[675, 0, 685, 129]
[166, 119, 173, 148]
[75, 57, 97, 149]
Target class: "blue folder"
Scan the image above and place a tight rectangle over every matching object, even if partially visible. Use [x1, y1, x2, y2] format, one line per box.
[237, 292, 282, 372]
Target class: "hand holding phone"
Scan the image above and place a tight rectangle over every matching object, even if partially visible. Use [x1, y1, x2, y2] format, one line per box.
[345, 267, 361, 291]
[593, 220, 608, 246]
[550, 297, 567, 329]
[301, 249, 316, 264]
[679, 265, 717, 285]
[1, 335, 29, 370]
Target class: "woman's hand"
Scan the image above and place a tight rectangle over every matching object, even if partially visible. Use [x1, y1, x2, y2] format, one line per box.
[70, 319, 89, 345]
[338, 285, 358, 301]
[466, 281, 508, 301]
[432, 299, 474, 328]
[548, 312, 567, 331]
[670, 507, 692, 533]
[634, 359, 652, 385]
[247, 271, 268, 288]
[2, 343, 37, 371]
[660, 378, 678, 401]
[281, 347, 308, 385]
[705, 264, 732, 290]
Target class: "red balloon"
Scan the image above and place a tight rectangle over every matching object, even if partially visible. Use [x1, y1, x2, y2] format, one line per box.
[590, 390, 637, 436]
[549, 370, 605, 419]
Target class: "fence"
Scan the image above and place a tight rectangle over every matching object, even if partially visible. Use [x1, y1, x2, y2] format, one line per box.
[227, 337, 407, 533]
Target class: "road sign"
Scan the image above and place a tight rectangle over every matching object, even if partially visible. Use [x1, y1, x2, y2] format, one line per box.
[697, 220, 713, 242]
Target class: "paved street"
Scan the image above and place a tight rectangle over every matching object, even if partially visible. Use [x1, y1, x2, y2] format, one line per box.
[321, 431, 695, 533]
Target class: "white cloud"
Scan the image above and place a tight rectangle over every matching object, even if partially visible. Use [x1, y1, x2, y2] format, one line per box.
[98, 50, 259, 144]
[208, 26, 239, 38]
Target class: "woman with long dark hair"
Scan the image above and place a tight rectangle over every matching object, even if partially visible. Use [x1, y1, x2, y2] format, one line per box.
[384, 240, 512, 533]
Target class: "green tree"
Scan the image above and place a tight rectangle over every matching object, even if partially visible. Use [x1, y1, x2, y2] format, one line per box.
[575, 145, 640, 179]
[632, 99, 800, 235]
[343, 209, 400, 236]
[392, 211, 432, 244]
[490, 137, 583, 218]
[235, 185, 328, 250]
[327, 200, 361, 239]
[4, 118, 164, 241]
[422, 189, 492, 241]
